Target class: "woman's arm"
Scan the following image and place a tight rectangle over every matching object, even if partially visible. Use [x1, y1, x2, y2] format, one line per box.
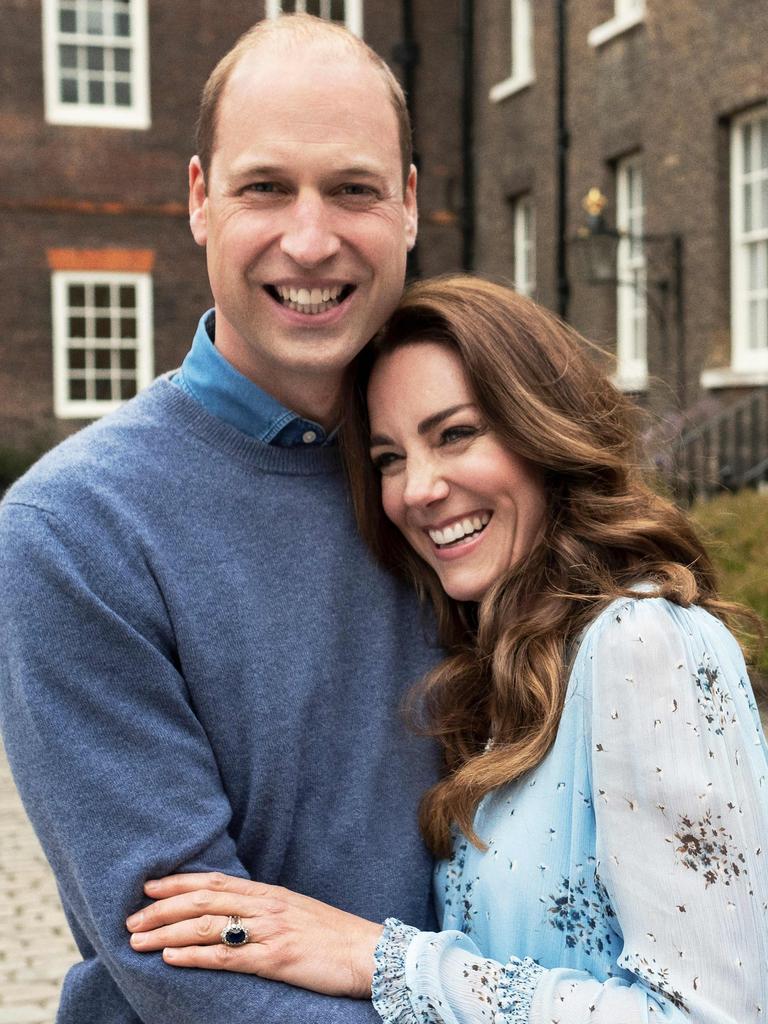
[127, 872, 384, 998]
[129, 598, 768, 1023]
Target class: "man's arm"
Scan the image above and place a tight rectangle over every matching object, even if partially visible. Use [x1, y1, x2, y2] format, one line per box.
[0, 499, 380, 1023]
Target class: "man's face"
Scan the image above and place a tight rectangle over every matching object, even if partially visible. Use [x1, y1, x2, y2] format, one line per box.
[189, 43, 417, 422]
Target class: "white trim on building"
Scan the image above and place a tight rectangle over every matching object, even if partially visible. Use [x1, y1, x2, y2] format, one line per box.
[489, 0, 534, 103]
[52, 271, 154, 419]
[513, 195, 536, 298]
[588, 0, 645, 49]
[615, 154, 648, 392]
[265, 0, 363, 36]
[42, 0, 150, 129]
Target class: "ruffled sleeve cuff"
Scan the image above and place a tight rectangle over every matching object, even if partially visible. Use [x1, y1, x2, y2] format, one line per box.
[496, 957, 546, 1024]
[371, 917, 421, 1024]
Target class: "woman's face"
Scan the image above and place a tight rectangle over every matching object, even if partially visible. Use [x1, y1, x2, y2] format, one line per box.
[367, 342, 547, 602]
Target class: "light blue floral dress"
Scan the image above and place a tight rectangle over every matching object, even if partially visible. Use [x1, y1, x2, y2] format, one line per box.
[372, 597, 768, 1022]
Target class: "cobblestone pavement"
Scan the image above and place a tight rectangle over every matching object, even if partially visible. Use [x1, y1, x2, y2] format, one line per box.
[0, 744, 79, 1024]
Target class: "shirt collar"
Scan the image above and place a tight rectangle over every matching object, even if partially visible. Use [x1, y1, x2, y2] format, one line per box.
[175, 311, 334, 447]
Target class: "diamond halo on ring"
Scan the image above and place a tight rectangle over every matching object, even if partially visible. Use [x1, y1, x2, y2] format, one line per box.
[220, 914, 250, 946]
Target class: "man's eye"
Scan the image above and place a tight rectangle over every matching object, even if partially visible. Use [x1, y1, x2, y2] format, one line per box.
[340, 184, 376, 198]
[243, 182, 280, 194]
[371, 451, 401, 472]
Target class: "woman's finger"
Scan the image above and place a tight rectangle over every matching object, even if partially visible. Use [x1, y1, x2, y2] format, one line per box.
[162, 943, 264, 973]
[144, 872, 271, 899]
[130, 913, 230, 950]
[126, 889, 284, 932]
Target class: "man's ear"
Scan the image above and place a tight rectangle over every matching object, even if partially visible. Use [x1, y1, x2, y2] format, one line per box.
[404, 164, 418, 252]
[189, 156, 208, 247]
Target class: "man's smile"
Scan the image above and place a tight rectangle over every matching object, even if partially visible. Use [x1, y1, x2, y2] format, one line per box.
[265, 283, 357, 316]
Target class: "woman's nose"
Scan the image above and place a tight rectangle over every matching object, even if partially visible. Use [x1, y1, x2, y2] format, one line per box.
[402, 460, 450, 508]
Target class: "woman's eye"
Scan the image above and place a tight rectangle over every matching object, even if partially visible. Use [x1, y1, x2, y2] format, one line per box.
[440, 425, 478, 445]
[371, 451, 401, 472]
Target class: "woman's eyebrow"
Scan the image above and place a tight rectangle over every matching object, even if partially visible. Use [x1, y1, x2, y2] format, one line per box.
[369, 404, 477, 449]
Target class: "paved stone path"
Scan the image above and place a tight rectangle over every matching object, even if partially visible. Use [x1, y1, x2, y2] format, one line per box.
[0, 744, 79, 1024]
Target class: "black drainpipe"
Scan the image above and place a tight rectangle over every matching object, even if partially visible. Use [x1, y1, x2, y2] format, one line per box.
[460, 0, 475, 271]
[394, 0, 421, 279]
[555, 0, 570, 319]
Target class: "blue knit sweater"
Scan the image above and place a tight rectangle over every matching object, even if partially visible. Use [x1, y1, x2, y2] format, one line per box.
[0, 378, 440, 1023]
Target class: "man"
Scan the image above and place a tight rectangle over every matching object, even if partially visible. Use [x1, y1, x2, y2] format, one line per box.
[0, 16, 439, 1023]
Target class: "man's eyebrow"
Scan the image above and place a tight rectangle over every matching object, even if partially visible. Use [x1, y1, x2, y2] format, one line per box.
[369, 404, 476, 448]
[231, 163, 387, 181]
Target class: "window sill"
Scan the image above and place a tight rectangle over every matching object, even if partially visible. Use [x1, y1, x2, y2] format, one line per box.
[701, 366, 768, 389]
[45, 104, 151, 130]
[611, 372, 648, 393]
[588, 9, 645, 49]
[489, 73, 534, 104]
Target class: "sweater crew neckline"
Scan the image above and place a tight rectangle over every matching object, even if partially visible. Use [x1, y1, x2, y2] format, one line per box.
[138, 377, 344, 477]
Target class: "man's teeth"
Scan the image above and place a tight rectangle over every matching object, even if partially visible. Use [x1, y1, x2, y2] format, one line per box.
[275, 285, 346, 314]
[429, 512, 490, 547]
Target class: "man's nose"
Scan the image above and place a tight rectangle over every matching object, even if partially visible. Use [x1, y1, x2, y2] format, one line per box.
[280, 191, 341, 267]
[402, 459, 449, 508]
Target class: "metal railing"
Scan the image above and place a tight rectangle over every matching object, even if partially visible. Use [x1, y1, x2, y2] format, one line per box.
[665, 389, 768, 502]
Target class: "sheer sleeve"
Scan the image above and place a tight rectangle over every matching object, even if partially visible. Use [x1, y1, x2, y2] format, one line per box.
[371, 599, 768, 1023]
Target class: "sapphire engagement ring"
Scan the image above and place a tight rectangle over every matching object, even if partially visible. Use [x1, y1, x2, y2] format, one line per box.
[220, 915, 250, 946]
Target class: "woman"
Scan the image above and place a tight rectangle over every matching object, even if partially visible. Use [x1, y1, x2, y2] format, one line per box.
[127, 276, 768, 1021]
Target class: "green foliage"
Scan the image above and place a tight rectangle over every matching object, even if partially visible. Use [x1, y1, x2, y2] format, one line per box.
[0, 445, 44, 494]
[692, 489, 768, 679]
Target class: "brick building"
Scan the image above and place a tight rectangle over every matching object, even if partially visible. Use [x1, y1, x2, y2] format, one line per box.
[3, 1, 766, 490]
[471, 0, 768, 481]
[0, 0, 463, 458]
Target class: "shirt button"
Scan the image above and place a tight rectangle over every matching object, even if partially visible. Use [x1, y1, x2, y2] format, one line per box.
[302, 430, 317, 444]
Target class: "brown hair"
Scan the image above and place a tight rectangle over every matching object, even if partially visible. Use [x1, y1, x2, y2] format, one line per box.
[341, 274, 755, 857]
[195, 13, 412, 189]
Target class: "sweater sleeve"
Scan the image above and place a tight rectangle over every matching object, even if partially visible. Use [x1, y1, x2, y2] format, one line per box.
[371, 599, 768, 1024]
[0, 500, 381, 1024]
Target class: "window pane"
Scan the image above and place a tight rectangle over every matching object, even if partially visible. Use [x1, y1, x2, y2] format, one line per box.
[94, 285, 111, 308]
[95, 317, 112, 338]
[94, 349, 112, 370]
[743, 122, 752, 174]
[59, 44, 78, 69]
[86, 4, 104, 34]
[119, 348, 137, 370]
[761, 178, 768, 231]
[87, 79, 105, 104]
[68, 349, 86, 370]
[86, 46, 105, 71]
[95, 378, 113, 401]
[114, 11, 131, 36]
[114, 81, 132, 106]
[761, 118, 768, 170]
[61, 77, 79, 103]
[119, 285, 136, 307]
[114, 48, 132, 73]
[68, 284, 86, 307]
[331, 0, 345, 19]
[68, 316, 86, 338]
[744, 182, 753, 233]
[120, 317, 137, 339]
[59, 8, 77, 32]
[120, 378, 138, 399]
[69, 379, 87, 401]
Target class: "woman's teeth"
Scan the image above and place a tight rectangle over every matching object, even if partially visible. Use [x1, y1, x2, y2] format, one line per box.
[275, 285, 346, 315]
[429, 512, 490, 548]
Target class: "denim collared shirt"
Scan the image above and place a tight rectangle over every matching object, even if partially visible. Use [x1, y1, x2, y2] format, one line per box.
[173, 311, 334, 447]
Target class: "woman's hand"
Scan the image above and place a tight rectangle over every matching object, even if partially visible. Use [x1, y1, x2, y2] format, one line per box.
[125, 872, 384, 998]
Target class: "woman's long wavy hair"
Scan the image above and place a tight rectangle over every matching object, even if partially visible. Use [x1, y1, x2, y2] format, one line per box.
[341, 274, 754, 858]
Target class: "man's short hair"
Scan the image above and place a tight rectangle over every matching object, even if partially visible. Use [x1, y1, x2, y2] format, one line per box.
[195, 14, 413, 190]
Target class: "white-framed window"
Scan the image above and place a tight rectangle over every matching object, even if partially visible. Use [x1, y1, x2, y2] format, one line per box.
[42, 0, 150, 128]
[489, 0, 534, 103]
[52, 272, 154, 418]
[615, 155, 647, 390]
[588, 0, 645, 48]
[265, 0, 363, 36]
[731, 107, 768, 373]
[512, 196, 536, 298]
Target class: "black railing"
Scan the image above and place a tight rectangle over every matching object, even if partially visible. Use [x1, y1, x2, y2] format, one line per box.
[664, 389, 768, 502]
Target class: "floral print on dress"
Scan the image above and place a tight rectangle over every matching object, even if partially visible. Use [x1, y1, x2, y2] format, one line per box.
[371, 597, 768, 1024]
